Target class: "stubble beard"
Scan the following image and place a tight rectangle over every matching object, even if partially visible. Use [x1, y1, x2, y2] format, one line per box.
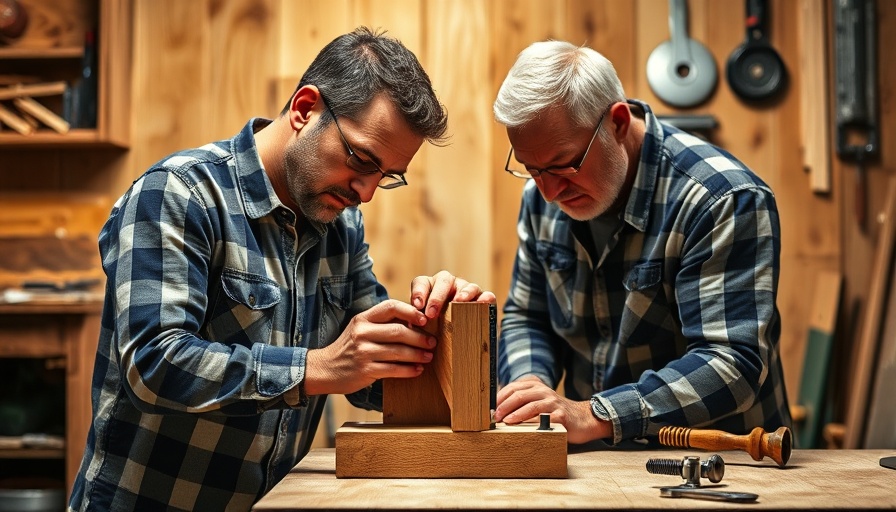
[559, 140, 628, 221]
[283, 127, 360, 224]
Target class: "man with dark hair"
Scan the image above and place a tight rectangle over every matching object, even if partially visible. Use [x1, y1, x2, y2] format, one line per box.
[69, 27, 494, 511]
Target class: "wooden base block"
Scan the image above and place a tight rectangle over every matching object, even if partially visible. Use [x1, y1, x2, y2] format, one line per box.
[335, 422, 568, 478]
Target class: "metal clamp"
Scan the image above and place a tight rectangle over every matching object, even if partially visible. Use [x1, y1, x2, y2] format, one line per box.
[646, 454, 759, 503]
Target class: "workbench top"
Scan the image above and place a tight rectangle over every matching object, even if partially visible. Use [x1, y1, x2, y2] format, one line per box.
[253, 447, 896, 511]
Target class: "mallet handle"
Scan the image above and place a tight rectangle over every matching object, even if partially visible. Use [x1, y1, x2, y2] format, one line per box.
[658, 425, 792, 468]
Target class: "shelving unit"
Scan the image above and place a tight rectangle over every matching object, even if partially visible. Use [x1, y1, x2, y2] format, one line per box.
[0, 0, 130, 148]
[0, 1, 127, 493]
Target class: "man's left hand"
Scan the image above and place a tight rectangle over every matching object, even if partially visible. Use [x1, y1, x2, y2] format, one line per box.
[410, 270, 496, 319]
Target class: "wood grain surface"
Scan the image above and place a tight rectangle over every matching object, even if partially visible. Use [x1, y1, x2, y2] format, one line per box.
[255, 448, 896, 511]
[433, 302, 491, 431]
[334, 422, 567, 478]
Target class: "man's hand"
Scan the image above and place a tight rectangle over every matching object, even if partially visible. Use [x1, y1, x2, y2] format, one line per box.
[495, 376, 612, 444]
[410, 270, 497, 319]
[304, 299, 435, 396]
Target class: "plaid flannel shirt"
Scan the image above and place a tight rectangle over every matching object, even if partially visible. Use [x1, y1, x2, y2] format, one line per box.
[69, 118, 386, 511]
[499, 99, 791, 444]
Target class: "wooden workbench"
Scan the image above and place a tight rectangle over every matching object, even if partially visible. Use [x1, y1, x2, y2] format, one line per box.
[253, 447, 896, 511]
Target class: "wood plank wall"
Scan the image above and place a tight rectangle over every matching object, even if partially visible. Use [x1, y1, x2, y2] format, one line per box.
[2, 0, 894, 440]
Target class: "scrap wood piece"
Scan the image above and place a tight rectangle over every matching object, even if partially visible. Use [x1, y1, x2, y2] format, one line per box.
[0, 102, 34, 135]
[793, 270, 841, 448]
[0, 75, 42, 86]
[0, 81, 67, 101]
[844, 177, 896, 448]
[13, 96, 69, 133]
[797, 0, 831, 193]
[864, 216, 896, 446]
[18, 109, 39, 129]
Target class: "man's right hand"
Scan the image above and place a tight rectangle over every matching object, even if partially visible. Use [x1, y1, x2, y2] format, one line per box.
[303, 299, 436, 396]
[495, 375, 613, 444]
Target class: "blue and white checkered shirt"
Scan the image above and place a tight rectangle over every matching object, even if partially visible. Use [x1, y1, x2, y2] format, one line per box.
[69, 118, 386, 511]
[499, 100, 791, 444]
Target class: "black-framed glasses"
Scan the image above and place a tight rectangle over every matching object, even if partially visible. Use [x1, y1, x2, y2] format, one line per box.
[320, 96, 408, 190]
[504, 105, 612, 179]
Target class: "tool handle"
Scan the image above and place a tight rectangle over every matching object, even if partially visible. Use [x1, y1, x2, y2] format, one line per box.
[745, 0, 768, 43]
[658, 426, 791, 468]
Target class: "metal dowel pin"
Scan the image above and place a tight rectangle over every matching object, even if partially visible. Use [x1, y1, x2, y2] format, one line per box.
[536, 413, 553, 431]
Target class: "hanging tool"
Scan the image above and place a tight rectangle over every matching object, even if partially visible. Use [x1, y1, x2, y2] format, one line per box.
[834, 0, 877, 230]
[646, 455, 759, 503]
[646, 0, 718, 107]
[657, 425, 792, 467]
[726, 0, 787, 102]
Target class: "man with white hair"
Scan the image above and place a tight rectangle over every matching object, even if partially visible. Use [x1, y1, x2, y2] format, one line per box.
[492, 40, 791, 446]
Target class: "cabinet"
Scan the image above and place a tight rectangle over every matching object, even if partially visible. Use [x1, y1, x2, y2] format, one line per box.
[0, 302, 101, 501]
[0, 0, 130, 148]
[0, 194, 109, 502]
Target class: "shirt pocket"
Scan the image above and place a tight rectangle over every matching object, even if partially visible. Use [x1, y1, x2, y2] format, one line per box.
[618, 261, 676, 347]
[317, 276, 354, 347]
[536, 241, 578, 328]
[208, 269, 282, 346]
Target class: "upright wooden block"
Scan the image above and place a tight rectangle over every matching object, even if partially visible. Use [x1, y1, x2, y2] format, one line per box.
[383, 301, 495, 431]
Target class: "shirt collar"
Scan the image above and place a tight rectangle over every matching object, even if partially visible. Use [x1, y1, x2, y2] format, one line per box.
[231, 117, 280, 220]
[230, 117, 330, 236]
[622, 99, 665, 232]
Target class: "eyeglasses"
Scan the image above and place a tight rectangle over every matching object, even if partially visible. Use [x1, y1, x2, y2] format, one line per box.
[504, 105, 612, 179]
[320, 95, 408, 189]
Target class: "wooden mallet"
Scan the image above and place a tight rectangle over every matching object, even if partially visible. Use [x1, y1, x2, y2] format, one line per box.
[658, 425, 792, 468]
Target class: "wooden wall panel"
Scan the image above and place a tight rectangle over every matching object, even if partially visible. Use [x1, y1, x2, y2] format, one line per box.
[351, 0, 428, 300]
[8, 0, 896, 447]
[206, 0, 280, 137]
[128, 0, 213, 187]
[421, 0, 492, 290]
[489, 0, 567, 308]
[566, 1, 637, 88]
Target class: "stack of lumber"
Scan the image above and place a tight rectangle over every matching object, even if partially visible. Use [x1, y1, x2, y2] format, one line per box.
[0, 80, 69, 134]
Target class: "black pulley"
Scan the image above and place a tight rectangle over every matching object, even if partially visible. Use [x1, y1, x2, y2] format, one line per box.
[726, 0, 786, 102]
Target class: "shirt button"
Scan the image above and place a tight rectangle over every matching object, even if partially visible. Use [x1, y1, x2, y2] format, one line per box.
[248, 294, 256, 306]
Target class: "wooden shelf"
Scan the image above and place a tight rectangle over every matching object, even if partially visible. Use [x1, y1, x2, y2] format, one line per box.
[0, 448, 65, 459]
[0, 297, 103, 315]
[0, 47, 83, 60]
[0, 128, 127, 149]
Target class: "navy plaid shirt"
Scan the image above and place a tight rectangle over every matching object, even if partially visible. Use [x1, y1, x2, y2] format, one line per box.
[499, 100, 791, 444]
[69, 119, 386, 511]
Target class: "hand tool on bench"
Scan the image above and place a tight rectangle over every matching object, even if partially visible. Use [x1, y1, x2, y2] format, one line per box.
[658, 425, 792, 468]
[647, 454, 759, 503]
